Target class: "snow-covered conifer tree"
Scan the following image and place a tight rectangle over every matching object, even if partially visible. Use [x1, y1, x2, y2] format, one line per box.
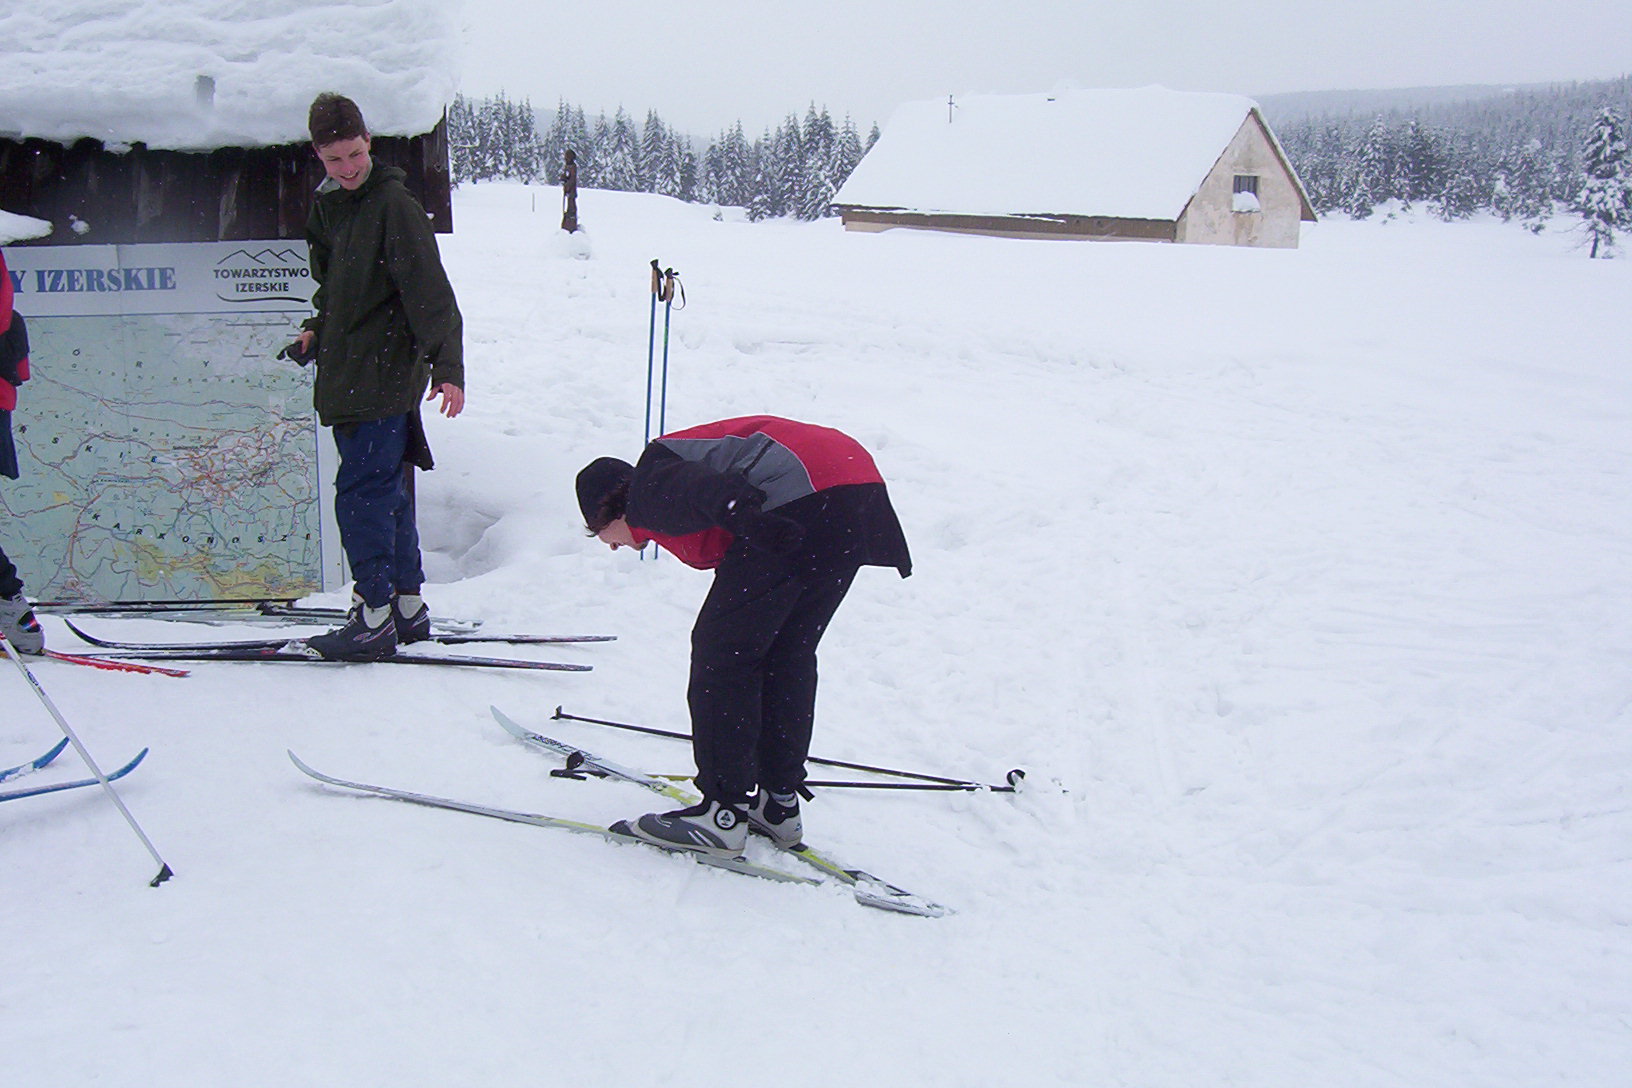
[1344, 117, 1392, 218]
[1576, 107, 1631, 257]
[795, 105, 836, 219]
[447, 94, 477, 185]
[601, 108, 641, 192]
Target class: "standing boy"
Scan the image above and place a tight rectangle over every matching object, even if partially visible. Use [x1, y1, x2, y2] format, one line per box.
[575, 415, 912, 858]
[293, 93, 465, 661]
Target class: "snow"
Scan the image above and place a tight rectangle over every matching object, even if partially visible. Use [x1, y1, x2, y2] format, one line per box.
[834, 86, 1260, 220]
[0, 2, 460, 149]
[6, 188, 1631, 1087]
[0, 209, 52, 244]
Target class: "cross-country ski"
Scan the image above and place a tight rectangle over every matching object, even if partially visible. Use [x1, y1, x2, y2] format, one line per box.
[62, 618, 613, 652]
[0, 748, 148, 804]
[0, 737, 69, 784]
[81, 646, 592, 672]
[287, 750, 819, 889]
[490, 706, 950, 916]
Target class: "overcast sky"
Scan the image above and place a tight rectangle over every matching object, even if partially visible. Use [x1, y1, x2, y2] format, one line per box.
[456, 1, 1630, 135]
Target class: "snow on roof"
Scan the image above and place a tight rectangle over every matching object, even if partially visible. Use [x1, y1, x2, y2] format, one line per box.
[0, 1, 461, 151]
[0, 209, 53, 244]
[834, 86, 1261, 222]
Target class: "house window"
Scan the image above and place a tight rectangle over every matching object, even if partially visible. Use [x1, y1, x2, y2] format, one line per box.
[1232, 174, 1261, 213]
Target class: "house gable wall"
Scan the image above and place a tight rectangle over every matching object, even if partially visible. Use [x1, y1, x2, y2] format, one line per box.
[1176, 114, 1305, 248]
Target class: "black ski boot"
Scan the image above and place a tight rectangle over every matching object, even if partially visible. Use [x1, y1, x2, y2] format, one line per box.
[304, 598, 397, 661]
[394, 593, 432, 644]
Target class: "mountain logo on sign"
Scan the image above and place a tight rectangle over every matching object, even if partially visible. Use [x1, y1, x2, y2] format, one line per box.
[213, 248, 311, 305]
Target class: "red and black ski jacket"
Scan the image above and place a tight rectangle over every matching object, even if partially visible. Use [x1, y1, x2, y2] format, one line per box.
[0, 249, 28, 480]
[624, 415, 912, 577]
[0, 250, 27, 413]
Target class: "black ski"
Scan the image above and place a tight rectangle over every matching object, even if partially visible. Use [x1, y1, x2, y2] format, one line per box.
[34, 598, 298, 615]
[84, 646, 591, 672]
[64, 619, 613, 653]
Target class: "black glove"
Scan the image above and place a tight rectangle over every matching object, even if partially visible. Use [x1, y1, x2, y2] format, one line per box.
[723, 497, 805, 556]
[277, 337, 316, 366]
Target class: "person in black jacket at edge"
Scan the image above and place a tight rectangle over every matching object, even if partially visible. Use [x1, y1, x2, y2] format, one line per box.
[575, 415, 911, 858]
[287, 93, 465, 661]
[0, 247, 43, 655]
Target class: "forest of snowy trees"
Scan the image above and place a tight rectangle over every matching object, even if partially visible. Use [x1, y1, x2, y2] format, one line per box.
[1271, 76, 1631, 234]
[448, 78, 1632, 250]
[447, 94, 878, 221]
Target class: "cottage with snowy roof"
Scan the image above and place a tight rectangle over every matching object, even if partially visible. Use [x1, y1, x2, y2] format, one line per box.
[0, 1, 459, 242]
[833, 87, 1316, 248]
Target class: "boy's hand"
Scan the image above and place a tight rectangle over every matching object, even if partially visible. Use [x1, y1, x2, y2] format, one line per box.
[277, 330, 317, 366]
[428, 383, 464, 418]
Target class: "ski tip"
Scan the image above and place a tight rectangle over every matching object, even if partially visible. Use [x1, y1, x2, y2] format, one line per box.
[852, 886, 953, 918]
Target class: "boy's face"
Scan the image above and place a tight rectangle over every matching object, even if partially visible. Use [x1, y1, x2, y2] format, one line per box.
[315, 134, 372, 190]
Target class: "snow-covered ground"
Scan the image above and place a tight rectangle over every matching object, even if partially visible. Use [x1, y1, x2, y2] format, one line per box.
[6, 188, 1629, 1087]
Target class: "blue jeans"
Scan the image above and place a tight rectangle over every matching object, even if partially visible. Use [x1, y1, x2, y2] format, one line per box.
[331, 415, 423, 609]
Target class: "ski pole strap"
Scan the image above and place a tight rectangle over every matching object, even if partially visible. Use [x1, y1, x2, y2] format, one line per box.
[659, 269, 685, 309]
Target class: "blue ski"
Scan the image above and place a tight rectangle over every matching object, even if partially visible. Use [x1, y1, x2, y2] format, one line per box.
[0, 738, 70, 784]
[0, 747, 149, 803]
[490, 705, 951, 917]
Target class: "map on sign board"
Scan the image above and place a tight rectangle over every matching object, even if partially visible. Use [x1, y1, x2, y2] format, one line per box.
[2, 242, 341, 602]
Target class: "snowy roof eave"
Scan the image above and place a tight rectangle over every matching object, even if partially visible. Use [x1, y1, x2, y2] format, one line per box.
[0, 2, 461, 151]
[0, 209, 53, 245]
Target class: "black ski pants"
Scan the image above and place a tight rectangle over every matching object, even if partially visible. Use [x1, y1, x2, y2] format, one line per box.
[687, 546, 857, 807]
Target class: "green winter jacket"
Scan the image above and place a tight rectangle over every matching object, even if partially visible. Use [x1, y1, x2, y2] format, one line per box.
[303, 164, 463, 426]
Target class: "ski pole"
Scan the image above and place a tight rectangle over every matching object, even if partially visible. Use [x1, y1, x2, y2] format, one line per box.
[0, 634, 174, 886]
[657, 266, 682, 439]
[551, 705, 1024, 791]
[636, 773, 1015, 793]
[644, 259, 660, 450]
[642, 260, 662, 562]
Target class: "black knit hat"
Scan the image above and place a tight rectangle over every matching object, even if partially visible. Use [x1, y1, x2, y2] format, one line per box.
[576, 457, 634, 530]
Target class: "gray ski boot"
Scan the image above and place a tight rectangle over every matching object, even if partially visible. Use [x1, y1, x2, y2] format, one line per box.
[746, 789, 804, 847]
[619, 799, 748, 859]
[0, 592, 44, 655]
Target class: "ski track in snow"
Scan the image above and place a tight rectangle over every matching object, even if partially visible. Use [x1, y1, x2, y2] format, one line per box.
[3, 185, 1629, 1087]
